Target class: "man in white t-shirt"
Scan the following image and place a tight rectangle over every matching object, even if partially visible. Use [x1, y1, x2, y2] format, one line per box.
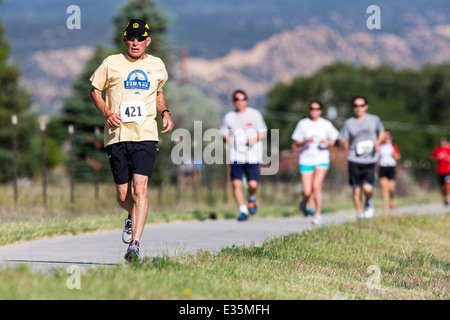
[221, 89, 268, 221]
[90, 19, 174, 261]
[291, 100, 339, 225]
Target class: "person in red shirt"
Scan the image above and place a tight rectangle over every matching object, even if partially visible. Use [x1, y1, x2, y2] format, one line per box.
[430, 137, 450, 206]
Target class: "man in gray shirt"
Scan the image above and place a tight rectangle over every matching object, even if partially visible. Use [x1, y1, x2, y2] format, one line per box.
[339, 96, 385, 219]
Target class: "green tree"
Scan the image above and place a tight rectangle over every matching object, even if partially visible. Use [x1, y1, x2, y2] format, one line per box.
[55, 45, 113, 182]
[265, 63, 450, 163]
[165, 84, 221, 132]
[151, 84, 223, 186]
[0, 6, 38, 182]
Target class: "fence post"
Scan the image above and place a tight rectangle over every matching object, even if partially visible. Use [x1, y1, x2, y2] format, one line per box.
[40, 118, 47, 208]
[68, 124, 75, 209]
[11, 114, 18, 209]
[94, 126, 100, 200]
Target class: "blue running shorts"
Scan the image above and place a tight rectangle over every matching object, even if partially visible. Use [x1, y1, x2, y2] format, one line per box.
[299, 163, 329, 174]
[230, 163, 260, 181]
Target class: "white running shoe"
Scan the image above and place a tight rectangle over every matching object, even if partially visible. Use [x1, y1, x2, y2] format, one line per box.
[312, 214, 322, 225]
[364, 207, 374, 218]
[363, 199, 375, 218]
[122, 218, 132, 244]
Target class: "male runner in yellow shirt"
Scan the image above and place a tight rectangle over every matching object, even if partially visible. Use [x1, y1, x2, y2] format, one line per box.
[90, 19, 174, 261]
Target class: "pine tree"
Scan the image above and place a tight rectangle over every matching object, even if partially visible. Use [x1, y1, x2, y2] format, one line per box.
[0, 8, 38, 182]
[58, 45, 113, 182]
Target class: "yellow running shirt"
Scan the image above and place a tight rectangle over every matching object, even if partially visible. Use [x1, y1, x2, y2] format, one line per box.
[90, 53, 168, 147]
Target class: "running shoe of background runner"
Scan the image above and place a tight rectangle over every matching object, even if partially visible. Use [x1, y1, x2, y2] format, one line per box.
[312, 213, 322, 225]
[306, 207, 316, 216]
[237, 212, 248, 221]
[299, 199, 307, 215]
[248, 199, 257, 215]
[363, 199, 374, 218]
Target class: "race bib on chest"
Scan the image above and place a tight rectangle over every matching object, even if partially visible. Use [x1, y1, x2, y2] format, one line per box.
[356, 140, 374, 156]
[120, 101, 146, 122]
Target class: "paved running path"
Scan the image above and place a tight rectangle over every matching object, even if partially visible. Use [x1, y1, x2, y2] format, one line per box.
[0, 203, 448, 272]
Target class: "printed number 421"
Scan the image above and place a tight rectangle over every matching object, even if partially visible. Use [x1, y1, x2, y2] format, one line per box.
[124, 106, 142, 118]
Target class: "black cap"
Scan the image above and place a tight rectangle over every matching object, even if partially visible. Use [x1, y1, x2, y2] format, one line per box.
[124, 19, 149, 37]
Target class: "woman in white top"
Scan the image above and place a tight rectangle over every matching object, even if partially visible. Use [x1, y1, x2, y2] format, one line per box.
[377, 130, 401, 212]
[291, 100, 339, 224]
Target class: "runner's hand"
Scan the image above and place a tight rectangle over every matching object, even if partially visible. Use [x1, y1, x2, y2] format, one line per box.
[161, 114, 174, 133]
[106, 113, 121, 128]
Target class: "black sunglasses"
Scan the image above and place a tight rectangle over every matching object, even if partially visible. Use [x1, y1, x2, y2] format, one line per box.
[233, 97, 247, 102]
[353, 104, 367, 108]
[126, 35, 148, 42]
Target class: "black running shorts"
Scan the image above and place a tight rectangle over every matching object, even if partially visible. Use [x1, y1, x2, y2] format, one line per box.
[348, 161, 376, 188]
[438, 174, 450, 186]
[379, 166, 396, 180]
[106, 141, 157, 185]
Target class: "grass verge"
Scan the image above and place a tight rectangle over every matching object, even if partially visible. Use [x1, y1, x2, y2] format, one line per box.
[0, 212, 448, 299]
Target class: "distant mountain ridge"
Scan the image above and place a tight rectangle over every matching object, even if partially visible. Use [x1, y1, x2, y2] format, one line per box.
[19, 23, 450, 115]
[182, 24, 450, 107]
[2, 0, 449, 59]
[1, 0, 449, 114]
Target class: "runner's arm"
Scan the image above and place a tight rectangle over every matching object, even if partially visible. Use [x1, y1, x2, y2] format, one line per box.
[291, 138, 313, 150]
[90, 86, 121, 128]
[374, 130, 386, 152]
[247, 131, 267, 146]
[156, 90, 174, 133]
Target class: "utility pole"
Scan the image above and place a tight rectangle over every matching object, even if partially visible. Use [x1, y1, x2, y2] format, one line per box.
[179, 47, 188, 85]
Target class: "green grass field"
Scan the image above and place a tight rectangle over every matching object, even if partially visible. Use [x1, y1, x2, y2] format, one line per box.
[0, 181, 448, 300]
[0, 212, 448, 300]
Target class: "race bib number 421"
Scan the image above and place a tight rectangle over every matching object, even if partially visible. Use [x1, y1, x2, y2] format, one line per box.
[120, 101, 146, 122]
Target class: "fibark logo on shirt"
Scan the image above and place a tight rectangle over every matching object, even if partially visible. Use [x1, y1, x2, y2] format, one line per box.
[124, 70, 150, 90]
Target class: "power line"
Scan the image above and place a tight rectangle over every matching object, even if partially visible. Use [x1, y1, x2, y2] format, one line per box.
[382, 120, 450, 135]
[262, 110, 450, 134]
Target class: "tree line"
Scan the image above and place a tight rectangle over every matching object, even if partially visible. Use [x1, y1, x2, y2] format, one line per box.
[265, 62, 450, 163]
